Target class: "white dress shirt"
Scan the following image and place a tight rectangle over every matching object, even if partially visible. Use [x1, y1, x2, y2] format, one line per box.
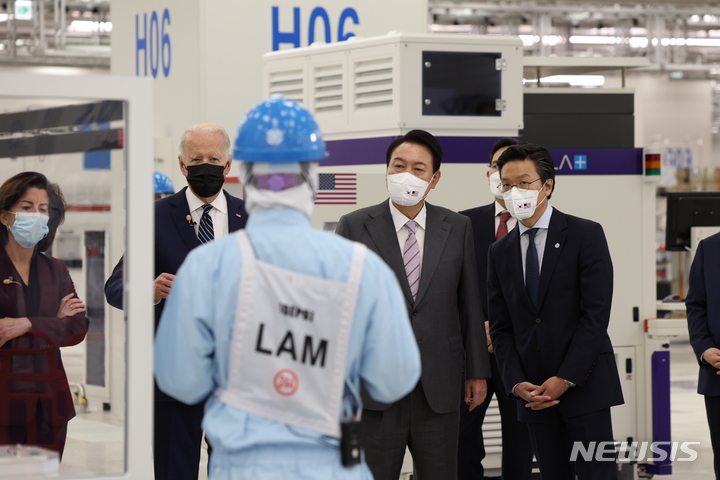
[186, 187, 229, 239]
[494, 201, 517, 236]
[518, 205, 554, 283]
[389, 199, 427, 282]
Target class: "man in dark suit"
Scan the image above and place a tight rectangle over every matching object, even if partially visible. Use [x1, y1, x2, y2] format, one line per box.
[104, 123, 247, 480]
[336, 129, 490, 480]
[686, 231, 720, 478]
[458, 137, 533, 480]
[487, 144, 623, 480]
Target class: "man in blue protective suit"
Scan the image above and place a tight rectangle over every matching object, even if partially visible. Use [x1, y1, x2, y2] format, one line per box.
[154, 95, 422, 480]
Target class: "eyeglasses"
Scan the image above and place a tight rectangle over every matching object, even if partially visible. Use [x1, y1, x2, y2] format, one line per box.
[497, 177, 542, 194]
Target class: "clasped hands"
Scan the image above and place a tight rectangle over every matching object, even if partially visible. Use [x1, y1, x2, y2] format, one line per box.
[514, 376, 569, 410]
[703, 348, 720, 374]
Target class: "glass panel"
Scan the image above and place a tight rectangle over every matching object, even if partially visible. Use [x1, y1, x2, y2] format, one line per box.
[84, 231, 106, 388]
[422, 51, 502, 117]
[0, 95, 126, 476]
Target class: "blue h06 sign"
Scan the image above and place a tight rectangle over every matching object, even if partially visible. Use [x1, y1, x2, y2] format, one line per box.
[136, 9, 171, 78]
[272, 6, 360, 51]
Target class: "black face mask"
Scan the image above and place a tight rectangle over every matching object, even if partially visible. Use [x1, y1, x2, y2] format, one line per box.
[185, 163, 226, 198]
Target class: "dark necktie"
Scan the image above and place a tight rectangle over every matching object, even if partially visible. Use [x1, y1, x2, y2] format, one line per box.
[496, 211, 512, 240]
[525, 228, 539, 307]
[198, 204, 214, 244]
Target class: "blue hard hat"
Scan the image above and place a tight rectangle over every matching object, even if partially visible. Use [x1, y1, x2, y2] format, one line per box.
[153, 172, 174, 194]
[233, 95, 327, 163]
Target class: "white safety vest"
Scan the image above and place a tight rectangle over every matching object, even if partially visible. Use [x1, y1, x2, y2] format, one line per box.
[216, 232, 366, 438]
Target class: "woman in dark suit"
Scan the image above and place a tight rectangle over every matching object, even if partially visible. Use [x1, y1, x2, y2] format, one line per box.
[0, 171, 88, 457]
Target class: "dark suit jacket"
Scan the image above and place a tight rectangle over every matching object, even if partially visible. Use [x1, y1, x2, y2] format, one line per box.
[459, 202, 497, 319]
[487, 208, 623, 422]
[0, 247, 89, 432]
[687, 232, 720, 396]
[104, 187, 247, 402]
[337, 200, 490, 414]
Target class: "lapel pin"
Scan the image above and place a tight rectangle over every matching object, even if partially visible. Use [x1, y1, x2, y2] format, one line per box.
[555, 243, 560, 248]
[236, 213, 242, 218]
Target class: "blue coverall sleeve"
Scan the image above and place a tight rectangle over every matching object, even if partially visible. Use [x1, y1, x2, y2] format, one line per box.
[358, 253, 421, 404]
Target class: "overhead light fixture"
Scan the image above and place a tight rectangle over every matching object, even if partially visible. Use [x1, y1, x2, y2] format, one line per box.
[525, 75, 605, 87]
[542, 35, 564, 46]
[448, 7, 473, 17]
[629, 37, 649, 48]
[569, 35, 619, 45]
[518, 35, 538, 46]
[69, 21, 113, 33]
[543, 75, 605, 87]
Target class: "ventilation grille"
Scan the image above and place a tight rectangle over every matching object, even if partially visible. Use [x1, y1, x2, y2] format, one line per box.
[353, 57, 393, 110]
[313, 64, 343, 114]
[481, 399, 502, 452]
[268, 69, 304, 103]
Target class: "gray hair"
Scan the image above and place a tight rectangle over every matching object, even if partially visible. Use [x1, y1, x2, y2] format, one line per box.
[178, 123, 232, 162]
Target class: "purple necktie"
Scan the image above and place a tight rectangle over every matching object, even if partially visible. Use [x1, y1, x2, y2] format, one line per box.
[403, 220, 421, 300]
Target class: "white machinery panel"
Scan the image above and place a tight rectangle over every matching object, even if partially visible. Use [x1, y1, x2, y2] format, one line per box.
[263, 32, 524, 139]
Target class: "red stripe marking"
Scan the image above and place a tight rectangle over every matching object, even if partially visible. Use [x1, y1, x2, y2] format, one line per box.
[404, 241, 417, 255]
[66, 205, 111, 212]
[404, 252, 419, 267]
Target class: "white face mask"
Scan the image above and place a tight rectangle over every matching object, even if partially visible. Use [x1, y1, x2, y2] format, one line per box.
[488, 171, 503, 198]
[387, 172, 433, 207]
[502, 182, 547, 221]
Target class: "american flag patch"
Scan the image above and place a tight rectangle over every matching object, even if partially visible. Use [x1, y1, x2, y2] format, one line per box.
[315, 173, 357, 204]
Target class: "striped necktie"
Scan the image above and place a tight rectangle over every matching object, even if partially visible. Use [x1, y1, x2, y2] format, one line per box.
[198, 204, 214, 244]
[403, 220, 421, 300]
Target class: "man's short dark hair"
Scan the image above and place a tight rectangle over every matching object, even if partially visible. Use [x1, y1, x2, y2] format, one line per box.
[496, 144, 556, 199]
[489, 137, 520, 165]
[386, 130, 442, 173]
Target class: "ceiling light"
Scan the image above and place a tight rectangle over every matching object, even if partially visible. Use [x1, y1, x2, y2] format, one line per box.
[540, 75, 605, 87]
[569, 35, 619, 45]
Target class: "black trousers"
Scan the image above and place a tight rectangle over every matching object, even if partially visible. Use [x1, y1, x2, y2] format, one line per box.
[154, 400, 206, 480]
[458, 354, 534, 480]
[362, 382, 459, 480]
[704, 395, 720, 479]
[527, 407, 616, 480]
